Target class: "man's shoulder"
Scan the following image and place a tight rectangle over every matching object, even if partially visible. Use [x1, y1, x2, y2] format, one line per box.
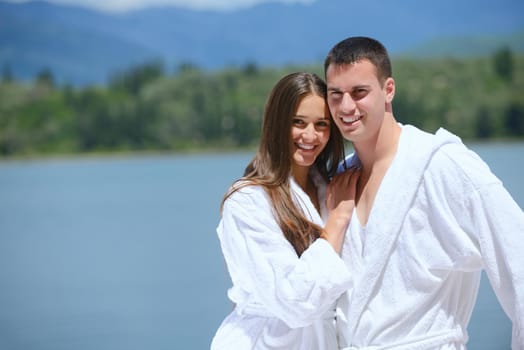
[426, 136, 500, 190]
[401, 124, 461, 146]
[398, 125, 487, 184]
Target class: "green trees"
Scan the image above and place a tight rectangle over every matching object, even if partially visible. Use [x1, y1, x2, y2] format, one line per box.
[393, 53, 523, 140]
[492, 47, 514, 81]
[0, 55, 522, 158]
[505, 101, 524, 137]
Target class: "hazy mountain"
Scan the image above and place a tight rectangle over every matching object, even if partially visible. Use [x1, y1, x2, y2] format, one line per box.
[1, 0, 523, 85]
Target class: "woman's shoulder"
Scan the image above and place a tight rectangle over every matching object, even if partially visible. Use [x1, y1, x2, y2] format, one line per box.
[221, 182, 275, 224]
[225, 181, 269, 208]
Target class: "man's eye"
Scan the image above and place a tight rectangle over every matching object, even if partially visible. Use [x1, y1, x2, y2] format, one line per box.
[353, 89, 368, 99]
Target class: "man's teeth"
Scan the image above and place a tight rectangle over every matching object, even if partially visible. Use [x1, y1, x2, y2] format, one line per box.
[342, 115, 361, 123]
[297, 144, 314, 150]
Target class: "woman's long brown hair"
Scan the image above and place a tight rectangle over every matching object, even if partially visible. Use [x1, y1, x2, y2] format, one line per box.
[222, 72, 345, 256]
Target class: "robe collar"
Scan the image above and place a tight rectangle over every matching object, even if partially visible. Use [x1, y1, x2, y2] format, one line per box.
[290, 166, 329, 225]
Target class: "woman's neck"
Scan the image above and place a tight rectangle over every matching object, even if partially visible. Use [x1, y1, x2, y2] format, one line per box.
[292, 166, 320, 212]
[292, 166, 310, 192]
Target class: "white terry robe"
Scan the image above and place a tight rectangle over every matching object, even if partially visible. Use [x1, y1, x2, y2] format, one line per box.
[336, 124, 524, 350]
[211, 169, 353, 350]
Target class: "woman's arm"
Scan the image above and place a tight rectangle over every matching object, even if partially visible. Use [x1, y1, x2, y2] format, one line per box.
[323, 167, 360, 253]
[217, 186, 352, 328]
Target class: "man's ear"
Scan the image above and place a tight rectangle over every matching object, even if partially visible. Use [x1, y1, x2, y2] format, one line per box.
[384, 77, 395, 103]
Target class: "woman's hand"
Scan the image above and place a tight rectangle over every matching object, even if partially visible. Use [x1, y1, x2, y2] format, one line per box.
[327, 167, 360, 214]
[322, 168, 360, 253]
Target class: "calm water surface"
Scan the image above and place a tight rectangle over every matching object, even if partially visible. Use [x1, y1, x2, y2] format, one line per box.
[0, 142, 522, 349]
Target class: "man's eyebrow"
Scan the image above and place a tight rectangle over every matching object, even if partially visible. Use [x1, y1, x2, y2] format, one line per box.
[328, 84, 371, 92]
[353, 84, 371, 89]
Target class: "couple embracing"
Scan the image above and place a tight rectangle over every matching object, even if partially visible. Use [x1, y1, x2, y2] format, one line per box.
[211, 36, 524, 350]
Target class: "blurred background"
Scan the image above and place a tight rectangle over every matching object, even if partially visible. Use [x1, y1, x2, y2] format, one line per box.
[0, 0, 523, 349]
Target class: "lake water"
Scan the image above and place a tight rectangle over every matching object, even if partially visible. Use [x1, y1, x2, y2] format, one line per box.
[0, 142, 522, 349]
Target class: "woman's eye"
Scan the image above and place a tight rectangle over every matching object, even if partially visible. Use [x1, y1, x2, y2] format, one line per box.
[292, 118, 305, 126]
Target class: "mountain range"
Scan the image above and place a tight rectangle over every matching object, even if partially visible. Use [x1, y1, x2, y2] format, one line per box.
[1, 0, 523, 86]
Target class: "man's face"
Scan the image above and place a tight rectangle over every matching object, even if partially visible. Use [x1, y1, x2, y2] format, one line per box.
[326, 60, 393, 144]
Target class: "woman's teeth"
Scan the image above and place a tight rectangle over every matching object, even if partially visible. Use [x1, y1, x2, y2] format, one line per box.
[297, 143, 315, 150]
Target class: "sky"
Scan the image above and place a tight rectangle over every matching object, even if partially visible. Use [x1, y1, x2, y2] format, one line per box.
[5, 0, 314, 12]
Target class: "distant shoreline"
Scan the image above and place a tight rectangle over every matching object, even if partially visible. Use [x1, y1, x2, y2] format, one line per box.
[1, 139, 523, 163]
[0, 146, 258, 163]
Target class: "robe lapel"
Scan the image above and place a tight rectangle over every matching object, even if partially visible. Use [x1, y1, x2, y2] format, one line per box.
[290, 173, 325, 226]
[345, 125, 459, 336]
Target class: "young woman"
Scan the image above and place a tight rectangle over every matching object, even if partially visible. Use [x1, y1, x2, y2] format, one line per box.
[211, 72, 360, 350]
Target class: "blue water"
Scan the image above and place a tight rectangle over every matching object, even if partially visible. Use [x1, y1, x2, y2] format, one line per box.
[0, 143, 522, 349]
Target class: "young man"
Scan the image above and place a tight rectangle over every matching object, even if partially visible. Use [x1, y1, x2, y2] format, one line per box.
[324, 36, 524, 349]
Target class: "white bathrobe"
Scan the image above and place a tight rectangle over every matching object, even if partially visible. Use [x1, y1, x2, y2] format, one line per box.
[336, 124, 524, 350]
[211, 169, 353, 350]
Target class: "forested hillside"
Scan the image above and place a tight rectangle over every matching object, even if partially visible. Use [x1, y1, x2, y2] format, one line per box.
[0, 48, 522, 158]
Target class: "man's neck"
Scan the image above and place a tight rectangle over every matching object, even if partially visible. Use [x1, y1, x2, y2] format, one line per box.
[351, 114, 401, 225]
[353, 114, 401, 171]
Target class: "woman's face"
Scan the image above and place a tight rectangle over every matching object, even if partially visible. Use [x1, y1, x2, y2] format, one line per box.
[290, 93, 331, 176]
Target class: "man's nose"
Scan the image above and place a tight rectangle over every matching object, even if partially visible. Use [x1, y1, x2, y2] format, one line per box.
[341, 92, 355, 113]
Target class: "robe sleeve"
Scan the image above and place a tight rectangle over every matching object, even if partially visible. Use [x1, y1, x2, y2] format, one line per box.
[466, 183, 524, 349]
[441, 144, 524, 349]
[217, 186, 353, 329]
